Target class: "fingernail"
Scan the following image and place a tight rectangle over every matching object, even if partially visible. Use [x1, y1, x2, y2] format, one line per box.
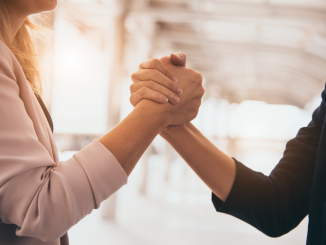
[171, 76, 178, 83]
[173, 95, 180, 103]
[174, 52, 182, 59]
[161, 96, 168, 103]
[176, 88, 183, 96]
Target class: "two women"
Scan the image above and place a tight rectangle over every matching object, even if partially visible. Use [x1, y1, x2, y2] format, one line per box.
[2, 0, 326, 245]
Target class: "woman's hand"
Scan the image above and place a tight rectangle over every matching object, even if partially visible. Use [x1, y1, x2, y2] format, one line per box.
[130, 57, 184, 106]
[158, 56, 204, 125]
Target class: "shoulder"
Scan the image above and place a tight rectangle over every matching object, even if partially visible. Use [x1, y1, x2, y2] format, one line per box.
[322, 84, 326, 109]
[294, 85, 326, 141]
[318, 85, 326, 127]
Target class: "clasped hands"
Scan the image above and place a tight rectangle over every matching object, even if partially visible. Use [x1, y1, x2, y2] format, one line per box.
[130, 52, 205, 126]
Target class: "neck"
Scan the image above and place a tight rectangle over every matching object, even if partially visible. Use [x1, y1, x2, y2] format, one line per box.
[3, 1, 28, 42]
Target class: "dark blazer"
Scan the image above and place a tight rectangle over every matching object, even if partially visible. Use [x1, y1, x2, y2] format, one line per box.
[212, 84, 326, 245]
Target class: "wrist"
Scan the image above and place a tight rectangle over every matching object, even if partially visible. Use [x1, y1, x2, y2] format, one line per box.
[135, 99, 173, 128]
[160, 122, 191, 138]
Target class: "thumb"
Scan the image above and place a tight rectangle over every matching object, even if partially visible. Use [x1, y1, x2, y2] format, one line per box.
[170, 52, 186, 67]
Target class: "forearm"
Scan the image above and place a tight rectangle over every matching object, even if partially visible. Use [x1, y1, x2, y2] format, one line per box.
[160, 122, 236, 201]
[99, 100, 170, 176]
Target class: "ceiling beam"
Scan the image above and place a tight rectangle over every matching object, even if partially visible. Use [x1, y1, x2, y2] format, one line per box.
[128, 1, 326, 22]
[153, 37, 326, 80]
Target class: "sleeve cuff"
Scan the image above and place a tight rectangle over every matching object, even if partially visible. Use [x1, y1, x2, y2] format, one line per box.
[212, 192, 224, 210]
[73, 140, 128, 208]
[211, 159, 251, 214]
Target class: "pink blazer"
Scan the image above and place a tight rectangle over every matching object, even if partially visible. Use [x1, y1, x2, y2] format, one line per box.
[0, 40, 127, 244]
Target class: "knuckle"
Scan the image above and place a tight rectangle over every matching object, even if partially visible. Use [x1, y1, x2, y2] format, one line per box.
[152, 58, 160, 67]
[160, 56, 170, 64]
[130, 83, 137, 92]
[147, 59, 154, 67]
[148, 58, 159, 68]
[200, 87, 205, 96]
[195, 72, 203, 84]
[169, 82, 177, 90]
[197, 72, 203, 80]
[186, 68, 202, 83]
[129, 94, 136, 106]
[131, 73, 137, 81]
[139, 87, 147, 97]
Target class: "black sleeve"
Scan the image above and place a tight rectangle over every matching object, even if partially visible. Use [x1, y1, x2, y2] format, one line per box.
[212, 87, 326, 238]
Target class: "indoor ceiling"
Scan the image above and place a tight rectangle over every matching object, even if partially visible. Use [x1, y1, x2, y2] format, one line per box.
[126, 0, 326, 108]
[59, 0, 326, 108]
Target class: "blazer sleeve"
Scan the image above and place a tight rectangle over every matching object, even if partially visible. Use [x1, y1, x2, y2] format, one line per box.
[212, 87, 326, 237]
[0, 44, 127, 241]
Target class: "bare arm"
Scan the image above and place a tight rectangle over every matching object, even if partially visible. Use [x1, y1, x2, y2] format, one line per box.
[160, 123, 236, 201]
[130, 53, 234, 201]
[0, 40, 202, 241]
[130, 53, 320, 238]
[100, 56, 203, 176]
[99, 100, 171, 176]
[128, 56, 237, 200]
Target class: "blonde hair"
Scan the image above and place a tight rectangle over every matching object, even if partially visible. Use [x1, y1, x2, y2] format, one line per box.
[0, 1, 42, 95]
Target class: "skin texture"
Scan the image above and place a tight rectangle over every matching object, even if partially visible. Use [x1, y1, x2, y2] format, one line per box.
[5, 1, 204, 177]
[100, 57, 204, 175]
[3, 0, 57, 41]
[131, 57, 182, 105]
[130, 52, 187, 106]
[160, 123, 236, 201]
[130, 53, 236, 201]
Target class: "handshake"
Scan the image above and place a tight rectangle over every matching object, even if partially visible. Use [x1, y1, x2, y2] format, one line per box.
[129, 52, 205, 126]
[101, 51, 233, 206]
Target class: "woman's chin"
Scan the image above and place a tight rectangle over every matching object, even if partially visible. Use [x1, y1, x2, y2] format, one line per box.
[47, 0, 58, 11]
[39, 0, 57, 12]
[34, 0, 58, 13]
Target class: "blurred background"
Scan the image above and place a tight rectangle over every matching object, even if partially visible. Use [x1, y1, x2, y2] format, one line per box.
[36, 0, 326, 244]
